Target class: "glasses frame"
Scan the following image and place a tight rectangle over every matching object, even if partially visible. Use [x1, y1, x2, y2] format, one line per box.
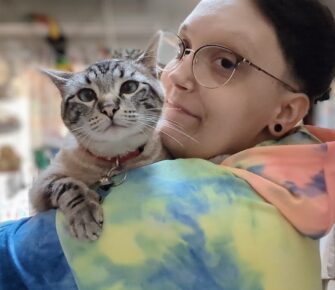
[168, 33, 300, 93]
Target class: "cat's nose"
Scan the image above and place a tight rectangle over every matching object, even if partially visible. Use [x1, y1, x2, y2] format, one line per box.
[100, 104, 120, 118]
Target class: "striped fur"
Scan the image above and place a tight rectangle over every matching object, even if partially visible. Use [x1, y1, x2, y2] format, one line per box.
[30, 34, 170, 240]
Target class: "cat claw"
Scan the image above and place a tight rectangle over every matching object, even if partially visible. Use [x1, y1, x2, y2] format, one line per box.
[68, 200, 104, 241]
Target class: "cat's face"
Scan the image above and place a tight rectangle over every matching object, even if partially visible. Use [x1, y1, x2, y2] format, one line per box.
[60, 59, 163, 142]
[43, 37, 165, 157]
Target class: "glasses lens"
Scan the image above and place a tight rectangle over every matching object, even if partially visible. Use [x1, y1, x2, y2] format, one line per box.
[157, 32, 183, 72]
[193, 46, 238, 88]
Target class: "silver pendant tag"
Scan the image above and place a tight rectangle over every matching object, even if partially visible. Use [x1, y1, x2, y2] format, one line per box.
[99, 171, 127, 187]
[98, 157, 127, 187]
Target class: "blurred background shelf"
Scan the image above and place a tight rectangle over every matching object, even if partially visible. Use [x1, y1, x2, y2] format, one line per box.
[0, 0, 198, 222]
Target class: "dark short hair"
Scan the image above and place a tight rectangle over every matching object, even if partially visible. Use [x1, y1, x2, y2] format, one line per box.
[253, 0, 335, 103]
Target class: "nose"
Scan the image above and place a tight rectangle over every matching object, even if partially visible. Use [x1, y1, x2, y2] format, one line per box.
[99, 102, 120, 118]
[164, 52, 195, 92]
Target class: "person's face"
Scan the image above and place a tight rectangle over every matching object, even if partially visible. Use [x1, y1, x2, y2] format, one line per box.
[160, 0, 297, 158]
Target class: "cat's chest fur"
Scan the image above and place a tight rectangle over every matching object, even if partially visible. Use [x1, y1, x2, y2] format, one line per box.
[54, 131, 169, 186]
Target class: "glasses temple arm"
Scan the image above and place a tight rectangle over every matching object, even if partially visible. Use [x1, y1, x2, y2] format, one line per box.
[242, 59, 300, 93]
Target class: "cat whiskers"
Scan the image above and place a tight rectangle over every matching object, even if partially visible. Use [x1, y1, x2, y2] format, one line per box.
[145, 108, 162, 111]
[76, 132, 92, 148]
[159, 119, 199, 144]
[139, 127, 150, 138]
[147, 104, 195, 127]
[160, 108, 190, 128]
[158, 128, 185, 148]
[71, 127, 91, 145]
[72, 125, 95, 148]
[160, 118, 184, 130]
[136, 116, 186, 148]
[135, 118, 158, 131]
[136, 119, 183, 148]
[71, 126, 85, 132]
[136, 115, 160, 129]
[138, 113, 198, 144]
[89, 118, 110, 132]
[141, 112, 185, 131]
[83, 134, 95, 150]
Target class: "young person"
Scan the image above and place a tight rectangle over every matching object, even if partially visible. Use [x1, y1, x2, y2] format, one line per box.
[1, 0, 334, 289]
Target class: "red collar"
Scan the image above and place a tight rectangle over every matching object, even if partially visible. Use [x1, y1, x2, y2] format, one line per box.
[80, 146, 141, 164]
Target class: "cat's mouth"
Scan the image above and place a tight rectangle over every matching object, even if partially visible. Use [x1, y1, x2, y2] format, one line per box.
[104, 122, 128, 131]
[104, 118, 128, 132]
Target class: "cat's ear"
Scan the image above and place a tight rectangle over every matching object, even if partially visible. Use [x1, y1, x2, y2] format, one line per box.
[40, 69, 73, 95]
[137, 31, 162, 77]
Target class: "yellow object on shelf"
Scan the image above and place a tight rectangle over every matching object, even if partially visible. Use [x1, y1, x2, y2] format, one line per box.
[0, 145, 21, 172]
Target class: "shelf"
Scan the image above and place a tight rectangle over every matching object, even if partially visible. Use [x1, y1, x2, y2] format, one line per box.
[0, 23, 157, 39]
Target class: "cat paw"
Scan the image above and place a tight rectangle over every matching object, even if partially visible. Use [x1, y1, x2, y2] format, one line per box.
[68, 195, 104, 241]
[51, 179, 104, 241]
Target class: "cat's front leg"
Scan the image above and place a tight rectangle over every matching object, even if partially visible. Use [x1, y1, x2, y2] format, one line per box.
[49, 177, 104, 241]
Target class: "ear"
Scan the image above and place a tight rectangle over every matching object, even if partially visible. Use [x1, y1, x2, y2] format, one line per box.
[136, 31, 162, 77]
[268, 93, 310, 137]
[40, 68, 73, 96]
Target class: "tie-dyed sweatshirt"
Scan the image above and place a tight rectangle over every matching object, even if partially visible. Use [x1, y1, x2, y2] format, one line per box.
[222, 125, 335, 238]
[1, 125, 333, 290]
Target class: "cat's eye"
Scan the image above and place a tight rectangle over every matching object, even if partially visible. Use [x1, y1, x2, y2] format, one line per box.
[120, 80, 139, 95]
[77, 88, 97, 102]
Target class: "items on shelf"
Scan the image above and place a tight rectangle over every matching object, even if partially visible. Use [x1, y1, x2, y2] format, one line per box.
[34, 145, 59, 170]
[27, 13, 71, 71]
[0, 145, 24, 201]
[0, 170, 25, 199]
[0, 56, 13, 100]
[0, 111, 20, 134]
[0, 145, 21, 172]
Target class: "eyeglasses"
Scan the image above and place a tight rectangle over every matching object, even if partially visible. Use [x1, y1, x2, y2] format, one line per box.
[157, 31, 300, 92]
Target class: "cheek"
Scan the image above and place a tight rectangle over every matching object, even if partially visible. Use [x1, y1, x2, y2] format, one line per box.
[196, 94, 256, 140]
[160, 71, 173, 93]
[64, 102, 91, 124]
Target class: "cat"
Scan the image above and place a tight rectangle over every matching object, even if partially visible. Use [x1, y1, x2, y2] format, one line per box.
[29, 34, 170, 241]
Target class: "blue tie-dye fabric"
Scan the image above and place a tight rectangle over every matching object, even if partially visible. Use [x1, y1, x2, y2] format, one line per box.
[57, 159, 321, 290]
[0, 211, 77, 290]
[0, 158, 323, 290]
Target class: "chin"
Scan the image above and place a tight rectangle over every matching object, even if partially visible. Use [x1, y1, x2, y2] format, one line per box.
[161, 133, 201, 159]
[160, 131, 192, 159]
[161, 132, 229, 159]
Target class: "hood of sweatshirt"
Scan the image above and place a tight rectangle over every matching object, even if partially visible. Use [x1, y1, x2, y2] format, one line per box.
[221, 125, 335, 238]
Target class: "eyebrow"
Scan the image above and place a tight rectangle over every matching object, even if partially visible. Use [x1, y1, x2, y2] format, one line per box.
[178, 24, 256, 59]
[223, 31, 256, 58]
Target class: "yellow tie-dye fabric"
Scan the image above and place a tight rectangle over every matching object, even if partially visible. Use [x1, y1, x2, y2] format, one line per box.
[57, 157, 322, 290]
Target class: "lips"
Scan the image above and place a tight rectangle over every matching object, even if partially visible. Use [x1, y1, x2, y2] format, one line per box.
[165, 99, 200, 119]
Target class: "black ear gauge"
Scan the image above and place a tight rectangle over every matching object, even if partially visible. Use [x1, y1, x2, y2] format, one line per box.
[274, 124, 283, 133]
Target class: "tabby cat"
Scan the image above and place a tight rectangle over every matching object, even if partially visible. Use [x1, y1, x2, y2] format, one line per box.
[29, 34, 169, 241]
